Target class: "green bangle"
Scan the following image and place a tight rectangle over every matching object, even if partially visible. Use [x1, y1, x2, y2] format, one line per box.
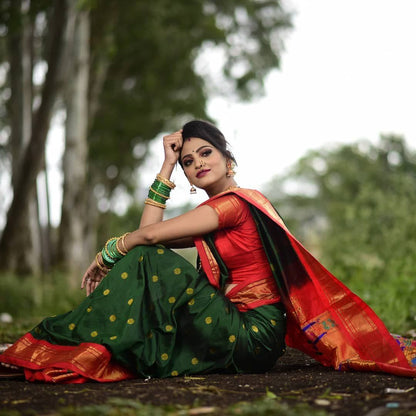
[151, 180, 171, 196]
[101, 248, 115, 267]
[149, 186, 170, 200]
[148, 190, 167, 204]
[106, 238, 123, 260]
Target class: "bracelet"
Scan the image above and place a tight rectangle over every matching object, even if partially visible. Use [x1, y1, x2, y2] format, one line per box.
[104, 237, 123, 261]
[115, 239, 127, 256]
[156, 173, 175, 189]
[100, 249, 115, 267]
[116, 233, 130, 255]
[150, 186, 170, 200]
[120, 232, 130, 253]
[100, 232, 130, 268]
[151, 180, 171, 196]
[145, 198, 166, 209]
[145, 176, 173, 208]
[95, 253, 110, 272]
[148, 189, 168, 205]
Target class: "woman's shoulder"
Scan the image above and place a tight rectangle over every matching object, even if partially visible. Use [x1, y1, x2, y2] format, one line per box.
[232, 188, 287, 230]
[199, 188, 270, 210]
[232, 188, 268, 201]
[203, 187, 265, 203]
[203, 191, 246, 210]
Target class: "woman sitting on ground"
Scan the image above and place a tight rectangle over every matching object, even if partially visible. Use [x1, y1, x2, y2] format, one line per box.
[0, 120, 415, 382]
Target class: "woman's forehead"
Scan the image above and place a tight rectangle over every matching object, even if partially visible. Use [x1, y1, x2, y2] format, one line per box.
[181, 137, 211, 154]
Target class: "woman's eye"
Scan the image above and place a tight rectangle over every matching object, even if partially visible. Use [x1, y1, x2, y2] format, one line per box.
[201, 149, 212, 157]
[183, 159, 192, 167]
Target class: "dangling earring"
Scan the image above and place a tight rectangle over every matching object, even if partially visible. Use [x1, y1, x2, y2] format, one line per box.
[190, 183, 197, 194]
[226, 160, 236, 177]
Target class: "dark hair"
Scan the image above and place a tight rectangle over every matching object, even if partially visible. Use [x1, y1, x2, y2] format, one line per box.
[180, 120, 236, 167]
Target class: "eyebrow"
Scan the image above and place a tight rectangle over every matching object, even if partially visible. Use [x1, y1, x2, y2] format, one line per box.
[181, 145, 212, 161]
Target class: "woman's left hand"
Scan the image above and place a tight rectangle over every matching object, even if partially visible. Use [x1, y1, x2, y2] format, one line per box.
[81, 255, 109, 296]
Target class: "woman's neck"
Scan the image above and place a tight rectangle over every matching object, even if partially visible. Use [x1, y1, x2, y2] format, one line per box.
[205, 178, 238, 198]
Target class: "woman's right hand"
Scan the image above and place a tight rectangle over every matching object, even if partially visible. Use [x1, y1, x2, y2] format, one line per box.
[81, 255, 109, 296]
[139, 129, 182, 229]
[163, 130, 183, 166]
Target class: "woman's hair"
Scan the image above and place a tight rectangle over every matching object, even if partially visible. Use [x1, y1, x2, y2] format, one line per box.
[180, 120, 236, 167]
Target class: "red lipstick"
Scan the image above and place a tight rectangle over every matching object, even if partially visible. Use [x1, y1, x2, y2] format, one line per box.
[196, 169, 210, 178]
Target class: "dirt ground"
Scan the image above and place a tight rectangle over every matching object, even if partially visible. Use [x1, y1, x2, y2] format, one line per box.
[1, 348, 416, 415]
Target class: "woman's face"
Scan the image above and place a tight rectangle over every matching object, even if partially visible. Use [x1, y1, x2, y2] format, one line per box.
[180, 137, 231, 195]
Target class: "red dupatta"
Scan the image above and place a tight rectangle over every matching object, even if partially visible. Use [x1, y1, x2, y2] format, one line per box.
[194, 188, 416, 377]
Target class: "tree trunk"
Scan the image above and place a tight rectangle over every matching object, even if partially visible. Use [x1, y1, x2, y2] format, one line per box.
[58, 9, 91, 284]
[0, 0, 74, 272]
[5, 0, 40, 275]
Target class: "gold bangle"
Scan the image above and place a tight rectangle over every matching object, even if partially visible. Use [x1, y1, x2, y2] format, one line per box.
[104, 237, 118, 259]
[145, 198, 166, 209]
[95, 253, 110, 272]
[156, 174, 175, 189]
[115, 238, 127, 256]
[120, 232, 130, 254]
[150, 186, 170, 200]
[116, 233, 129, 255]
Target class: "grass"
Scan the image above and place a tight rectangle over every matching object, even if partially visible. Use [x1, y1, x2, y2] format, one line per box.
[0, 272, 85, 320]
[0, 396, 331, 416]
[340, 270, 416, 335]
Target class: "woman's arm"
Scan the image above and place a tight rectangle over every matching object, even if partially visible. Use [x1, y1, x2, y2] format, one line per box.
[139, 130, 183, 229]
[81, 205, 218, 295]
[126, 205, 218, 250]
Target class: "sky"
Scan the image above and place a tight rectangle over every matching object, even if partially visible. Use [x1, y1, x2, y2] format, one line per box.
[10, 0, 414, 228]
[140, 0, 416, 208]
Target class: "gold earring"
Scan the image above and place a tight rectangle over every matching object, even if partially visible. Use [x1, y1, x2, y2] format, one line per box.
[226, 160, 235, 177]
[190, 183, 197, 194]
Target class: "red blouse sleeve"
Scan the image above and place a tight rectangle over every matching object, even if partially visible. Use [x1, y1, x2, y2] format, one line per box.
[204, 194, 249, 229]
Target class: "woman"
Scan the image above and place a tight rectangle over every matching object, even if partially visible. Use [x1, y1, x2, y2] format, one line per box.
[0, 120, 415, 382]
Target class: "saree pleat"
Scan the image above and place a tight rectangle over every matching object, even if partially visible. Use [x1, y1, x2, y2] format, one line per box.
[0, 245, 286, 382]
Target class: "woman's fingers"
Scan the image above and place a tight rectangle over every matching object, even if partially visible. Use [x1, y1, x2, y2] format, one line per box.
[85, 275, 103, 296]
[81, 259, 107, 295]
[81, 260, 96, 289]
[86, 279, 99, 296]
[163, 130, 183, 156]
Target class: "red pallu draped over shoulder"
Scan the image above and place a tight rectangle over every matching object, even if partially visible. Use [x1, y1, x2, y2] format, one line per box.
[195, 189, 416, 377]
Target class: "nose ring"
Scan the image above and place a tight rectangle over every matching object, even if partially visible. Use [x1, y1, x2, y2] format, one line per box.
[199, 160, 206, 168]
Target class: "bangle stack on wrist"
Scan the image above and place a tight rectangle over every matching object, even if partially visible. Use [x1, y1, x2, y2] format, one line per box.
[95, 253, 110, 272]
[145, 173, 175, 209]
[97, 232, 130, 269]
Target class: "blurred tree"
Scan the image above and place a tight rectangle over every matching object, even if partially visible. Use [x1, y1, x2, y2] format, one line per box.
[0, 0, 292, 277]
[266, 135, 416, 286]
[0, 0, 74, 274]
[4, 0, 39, 274]
[58, 7, 90, 282]
[87, 0, 292, 203]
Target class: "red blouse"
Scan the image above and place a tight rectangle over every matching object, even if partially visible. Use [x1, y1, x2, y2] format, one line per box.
[204, 194, 280, 311]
